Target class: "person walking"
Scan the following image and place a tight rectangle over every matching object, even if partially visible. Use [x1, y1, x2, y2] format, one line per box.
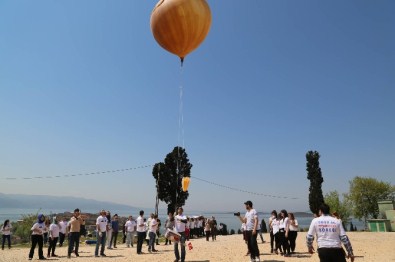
[136, 210, 145, 254]
[237, 200, 260, 262]
[1, 219, 12, 250]
[67, 208, 83, 258]
[95, 210, 108, 257]
[47, 217, 59, 258]
[174, 207, 187, 262]
[28, 214, 46, 260]
[57, 217, 67, 247]
[307, 203, 355, 262]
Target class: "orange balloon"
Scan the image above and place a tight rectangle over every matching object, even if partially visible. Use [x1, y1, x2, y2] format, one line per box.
[150, 0, 212, 64]
[182, 176, 190, 192]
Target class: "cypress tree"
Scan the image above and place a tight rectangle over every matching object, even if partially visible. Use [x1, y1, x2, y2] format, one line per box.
[306, 150, 325, 216]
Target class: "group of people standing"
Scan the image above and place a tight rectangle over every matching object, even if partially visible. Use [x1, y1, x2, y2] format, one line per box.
[268, 209, 299, 257]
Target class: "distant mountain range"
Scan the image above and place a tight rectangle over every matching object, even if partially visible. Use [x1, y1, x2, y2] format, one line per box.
[0, 193, 137, 211]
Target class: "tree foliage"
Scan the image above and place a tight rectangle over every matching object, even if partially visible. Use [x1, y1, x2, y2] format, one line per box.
[12, 213, 38, 243]
[306, 150, 325, 216]
[152, 146, 192, 214]
[347, 176, 395, 227]
[324, 190, 352, 227]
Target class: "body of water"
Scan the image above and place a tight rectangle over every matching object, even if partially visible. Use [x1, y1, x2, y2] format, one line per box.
[0, 208, 364, 232]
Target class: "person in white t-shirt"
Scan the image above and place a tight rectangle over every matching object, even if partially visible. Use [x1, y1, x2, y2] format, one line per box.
[95, 210, 108, 257]
[237, 200, 260, 262]
[307, 203, 354, 262]
[125, 216, 136, 248]
[28, 214, 47, 260]
[174, 207, 188, 262]
[47, 217, 60, 258]
[57, 217, 67, 247]
[136, 210, 145, 254]
[288, 212, 298, 253]
[1, 219, 12, 250]
[268, 210, 277, 253]
[148, 214, 158, 252]
[279, 209, 291, 257]
[271, 215, 283, 255]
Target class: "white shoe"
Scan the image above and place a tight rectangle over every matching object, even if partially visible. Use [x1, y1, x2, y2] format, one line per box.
[255, 258, 261, 262]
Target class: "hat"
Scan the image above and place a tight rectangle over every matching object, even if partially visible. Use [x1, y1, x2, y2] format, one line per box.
[244, 200, 253, 207]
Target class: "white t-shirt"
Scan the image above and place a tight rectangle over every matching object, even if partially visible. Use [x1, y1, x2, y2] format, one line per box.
[175, 214, 187, 233]
[307, 215, 346, 249]
[49, 224, 60, 238]
[136, 216, 145, 232]
[279, 217, 289, 230]
[244, 209, 258, 231]
[289, 219, 299, 231]
[31, 223, 46, 235]
[96, 215, 108, 233]
[149, 219, 158, 233]
[1, 224, 12, 235]
[58, 221, 66, 234]
[271, 219, 280, 235]
[125, 220, 136, 232]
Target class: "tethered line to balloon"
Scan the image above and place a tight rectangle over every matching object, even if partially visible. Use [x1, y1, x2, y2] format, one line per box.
[1, 166, 299, 200]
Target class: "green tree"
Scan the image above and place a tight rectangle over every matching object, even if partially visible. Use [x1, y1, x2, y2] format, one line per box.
[324, 190, 352, 228]
[306, 150, 325, 216]
[347, 176, 395, 229]
[152, 146, 192, 214]
[12, 213, 38, 243]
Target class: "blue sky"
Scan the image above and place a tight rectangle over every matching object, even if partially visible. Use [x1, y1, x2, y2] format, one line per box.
[0, 0, 394, 213]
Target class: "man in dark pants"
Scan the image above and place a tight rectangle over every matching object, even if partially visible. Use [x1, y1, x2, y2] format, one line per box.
[67, 208, 83, 258]
[136, 210, 145, 254]
[237, 201, 260, 262]
[307, 203, 355, 262]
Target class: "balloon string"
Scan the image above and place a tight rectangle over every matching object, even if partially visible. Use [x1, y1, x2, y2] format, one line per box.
[178, 66, 185, 150]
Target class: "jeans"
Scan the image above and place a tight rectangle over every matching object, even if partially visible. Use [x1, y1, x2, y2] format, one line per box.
[106, 229, 112, 248]
[174, 232, 186, 262]
[126, 232, 135, 247]
[29, 235, 44, 259]
[148, 232, 156, 251]
[111, 231, 118, 247]
[95, 231, 106, 256]
[68, 232, 80, 255]
[2, 235, 11, 249]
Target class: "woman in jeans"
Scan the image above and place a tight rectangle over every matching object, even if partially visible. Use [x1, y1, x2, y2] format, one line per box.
[1, 219, 12, 250]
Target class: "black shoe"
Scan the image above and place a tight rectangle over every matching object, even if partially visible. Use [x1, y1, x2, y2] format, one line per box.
[101, 253, 106, 257]
[39, 257, 47, 260]
[75, 252, 80, 257]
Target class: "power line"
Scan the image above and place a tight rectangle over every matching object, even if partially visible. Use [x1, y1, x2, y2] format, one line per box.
[1, 164, 299, 200]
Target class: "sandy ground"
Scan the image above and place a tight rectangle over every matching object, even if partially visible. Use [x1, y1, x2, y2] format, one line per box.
[1, 232, 394, 262]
